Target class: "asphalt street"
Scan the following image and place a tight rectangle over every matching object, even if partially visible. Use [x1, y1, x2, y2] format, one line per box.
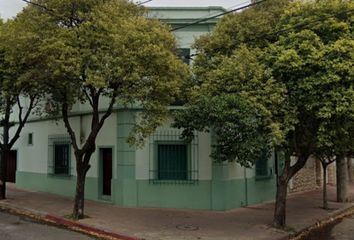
[326, 215, 354, 240]
[0, 212, 94, 240]
[306, 214, 354, 240]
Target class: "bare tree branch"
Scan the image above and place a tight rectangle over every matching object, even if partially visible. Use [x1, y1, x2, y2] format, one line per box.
[99, 93, 117, 128]
[61, 100, 80, 154]
[287, 153, 311, 182]
[9, 96, 36, 147]
[83, 88, 94, 108]
[17, 96, 23, 124]
[81, 92, 116, 154]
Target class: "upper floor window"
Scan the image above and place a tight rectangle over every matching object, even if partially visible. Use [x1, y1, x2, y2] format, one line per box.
[178, 48, 191, 65]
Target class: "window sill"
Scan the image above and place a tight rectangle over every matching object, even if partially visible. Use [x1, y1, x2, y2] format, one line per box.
[48, 173, 72, 179]
[149, 179, 198, 185]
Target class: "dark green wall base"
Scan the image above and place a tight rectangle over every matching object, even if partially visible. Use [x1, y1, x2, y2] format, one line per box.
[136, 180, 212, 209]
[16, 171, 99, 200]
[16, 171, 276, 211]
[112, 178, 276, 211]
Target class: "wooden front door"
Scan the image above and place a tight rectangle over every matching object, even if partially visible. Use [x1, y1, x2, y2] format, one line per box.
[7, 150, 17, 183]
[101, 148, 112, 196]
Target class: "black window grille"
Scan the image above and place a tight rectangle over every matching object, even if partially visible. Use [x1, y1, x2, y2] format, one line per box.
[158, 144, 188, 180]
[149, 129, 198, 184]
[54, 143, 70, 175]
[255, 149, 272, 178]
[48, 135, 72, 176]
[28, 133, 33, 145]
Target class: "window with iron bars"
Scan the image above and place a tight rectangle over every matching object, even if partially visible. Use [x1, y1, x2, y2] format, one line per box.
[149, 129, 198, 184]
[48, 135, 72, 176]
[255, 149, 273, 179]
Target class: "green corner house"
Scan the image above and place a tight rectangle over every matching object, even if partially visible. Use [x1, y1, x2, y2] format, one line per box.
[12, 7, 277, 211]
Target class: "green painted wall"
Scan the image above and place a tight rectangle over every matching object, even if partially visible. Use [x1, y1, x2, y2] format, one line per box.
[16, 170, 276, 211]
[135, 180, 212, 209]
[16, 171, 99, 200]
[114, 111, 138, 207]
[210, 164, 276, 211]
[124, 177, 275, 211]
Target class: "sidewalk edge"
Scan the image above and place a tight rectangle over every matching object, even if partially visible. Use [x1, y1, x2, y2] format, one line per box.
[0, 202, 143, 240]
[288, 203, 354, 240]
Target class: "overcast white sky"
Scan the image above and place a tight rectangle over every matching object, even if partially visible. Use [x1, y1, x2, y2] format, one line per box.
[0, 0, 248, 19]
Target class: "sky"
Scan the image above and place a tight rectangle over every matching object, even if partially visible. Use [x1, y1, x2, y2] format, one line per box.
[0, 0, 248, 20]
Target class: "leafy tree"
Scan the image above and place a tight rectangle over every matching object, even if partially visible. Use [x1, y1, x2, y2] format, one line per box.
[0, 19, 43, 199]
[271, 0, 354, 216]
[17, 0, 188, 219]
[319, 38, 354, 202]
[264, 0, 353, 227]
[317, 155, 336, 210]
[174, 0, 291, 227]
[175, 46, 285, 166]
[175, 0, 354, 228]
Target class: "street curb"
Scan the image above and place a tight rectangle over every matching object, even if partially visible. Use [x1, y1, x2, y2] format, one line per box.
[288, 203, 354, 240]
[0, 202, 143, 240]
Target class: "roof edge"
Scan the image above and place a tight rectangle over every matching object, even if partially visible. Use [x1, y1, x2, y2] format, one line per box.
[147, 6, 227, 11]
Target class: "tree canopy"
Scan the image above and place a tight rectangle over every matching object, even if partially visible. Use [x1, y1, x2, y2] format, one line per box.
[175, 0, 354, 227]
[175, 45, 285, 166]
[266, 0, 354, 158]
[16, 0, 188, 143]
[0, 16, 45, 199]
[175, 0, 291, 166]
[15, 0, 189, 219]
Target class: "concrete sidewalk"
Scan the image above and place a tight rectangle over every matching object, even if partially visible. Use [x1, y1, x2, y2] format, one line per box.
[1, 184, 354, 240]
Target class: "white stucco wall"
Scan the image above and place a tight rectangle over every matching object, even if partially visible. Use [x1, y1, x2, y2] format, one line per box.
[12, 117, 78, 174]
[12, 113, 117, 178]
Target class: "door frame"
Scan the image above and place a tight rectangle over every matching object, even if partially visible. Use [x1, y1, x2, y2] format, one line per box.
[97, 146, 114, 201]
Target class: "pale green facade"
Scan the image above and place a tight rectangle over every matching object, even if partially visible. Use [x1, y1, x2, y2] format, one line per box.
[14, 7, 276, 211]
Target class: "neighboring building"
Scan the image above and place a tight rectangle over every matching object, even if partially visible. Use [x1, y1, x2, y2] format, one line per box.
[289, 156, 338, 194]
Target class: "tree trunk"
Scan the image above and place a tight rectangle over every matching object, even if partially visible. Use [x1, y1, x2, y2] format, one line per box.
[323, 164, 328, 209]
[0, 149, 10, 200]
[273, 176, 288, 228]
[336, 156, 348, 202]
[347, 158, 353, 184]
[73, 168, 87, 220]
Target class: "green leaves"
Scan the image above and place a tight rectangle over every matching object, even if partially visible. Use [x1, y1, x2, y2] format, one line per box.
[265, 0, 354, 156]
[176, 45, 284, 166]
[175, 0, 354, 167]
[15, 0, 189, 146]
[174, 94, 271, 167]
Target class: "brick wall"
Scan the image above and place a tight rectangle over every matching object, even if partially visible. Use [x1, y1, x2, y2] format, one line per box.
[289, 156, 319, 194]
[327, 163, 336, 185]
[283, 156, 348, 194]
